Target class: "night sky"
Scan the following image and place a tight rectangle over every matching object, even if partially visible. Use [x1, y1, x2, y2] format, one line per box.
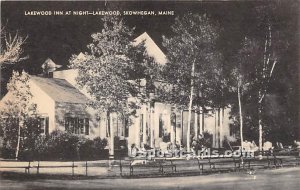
[1, 1, 262, 86]
[1, 1, 299, 102]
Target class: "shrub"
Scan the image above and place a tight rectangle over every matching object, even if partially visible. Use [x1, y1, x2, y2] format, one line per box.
[0, 116, 42, 160]
[0, 147, 15, 159]
[79, 139, 95, 160]
[191, 131, 213, 152]
[114, 136, 127, 159]
[33, 130, 108, 161]
[93, 137, 108, 159]
[0, 128, 109, 161]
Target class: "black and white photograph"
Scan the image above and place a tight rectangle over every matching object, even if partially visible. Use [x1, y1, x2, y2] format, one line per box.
[0, 0, 299, 189]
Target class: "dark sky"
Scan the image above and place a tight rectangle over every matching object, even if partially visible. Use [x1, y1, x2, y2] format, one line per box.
[1, 1, 248, 79]
[0, 0, 298, 97]
[1, 1, 299, 139]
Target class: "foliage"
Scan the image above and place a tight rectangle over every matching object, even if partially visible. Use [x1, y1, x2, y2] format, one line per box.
[1, 130, 109, 161]
[160, 13, 223, 109]
[191, 131, 213, 151]
[0, 71, 36, 159]
[69, 16, 158, 120]
[160, 13, 222, 151]
[1, 71, 34, 118]
[0, 116, 43, 160]
[226, 1, 296, 146]
[0, 117, 19, 152]
[113, 136, 127, 159]
[0, 27, 28, 65]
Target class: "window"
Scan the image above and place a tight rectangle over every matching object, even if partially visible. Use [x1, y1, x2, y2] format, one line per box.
[38, 117, 49, 135]
[113, 115, 125, 137]
[65, 117, 89, 135]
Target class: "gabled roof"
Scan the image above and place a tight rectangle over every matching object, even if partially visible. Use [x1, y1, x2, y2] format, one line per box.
[133, 32, 167, 65]
[41, 58, 62, 72]
[31, 76, 89, 104]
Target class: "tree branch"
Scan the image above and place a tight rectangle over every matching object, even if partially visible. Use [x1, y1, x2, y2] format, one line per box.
[0, 29, 28, 65]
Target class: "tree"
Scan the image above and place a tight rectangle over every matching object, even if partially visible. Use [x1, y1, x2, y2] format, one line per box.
[161, 13, 222, 151]
[0, 27, 27, 65]
[255, 4, 283, 152]
[241, 2, 289, 151]
[226, 37, 258, 153]
[225, 1, 296, 153]
[70, 16, 157, 114]
[0, 27, 28, 97]
[0, 71, 36, 159]
[69, 16, 158, 155]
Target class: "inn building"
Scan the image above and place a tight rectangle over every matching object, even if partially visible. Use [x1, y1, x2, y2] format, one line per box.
[0, 32, 235, 157]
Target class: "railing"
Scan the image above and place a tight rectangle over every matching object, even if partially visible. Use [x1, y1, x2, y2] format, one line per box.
[0, 160, 79, 175]
[0, 150, 299, 177]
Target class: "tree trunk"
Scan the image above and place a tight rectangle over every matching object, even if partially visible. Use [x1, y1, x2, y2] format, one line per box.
[258, 23, 272, 154]
[201, 106, 205, 134]
[0, 66, 2, 98]
[15, 118, 22, 160]
[258, 91, 263, 152]
[237, 84, 244, 152]
[194, 109, 198, 138]
[217, 108, 221, 148]
[187, 61, 195, 152]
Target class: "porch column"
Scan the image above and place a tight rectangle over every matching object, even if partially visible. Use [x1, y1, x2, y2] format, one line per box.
[170, 112, 176, 144]
[194, 111, 198, 138]
[143, 108, 147, 145]
[219, 108, 223, 148]
[214, 111, 217, 148]
[180, 110, 183, 146]
[135, 110, 140, 147]
[150, 107, 154, 148]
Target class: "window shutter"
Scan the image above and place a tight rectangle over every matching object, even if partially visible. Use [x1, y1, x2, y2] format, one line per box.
[75, 118, 79, 134]
[45, 117, 49, 135]
[125, 118, 129, 137]
[85, 118, 89, 135]
[65, 117, 69, 132]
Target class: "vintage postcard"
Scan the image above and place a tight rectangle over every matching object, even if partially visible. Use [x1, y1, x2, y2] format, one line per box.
[0, 0, 299, 189]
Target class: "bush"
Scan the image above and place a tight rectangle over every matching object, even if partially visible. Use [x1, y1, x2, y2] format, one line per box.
[114, 136, 127, 159]
[93, 137, 108, 159]
[0, 126, 110, 161]
[0, 147, 15, 159]
[191, 131, 213, 152]
[0, 116, 43, 160]
[16, 130, 109, 161]
[79, 138, 108, 160]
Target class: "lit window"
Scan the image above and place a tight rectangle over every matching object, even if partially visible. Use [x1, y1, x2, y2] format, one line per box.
[65, 117, 89, 135]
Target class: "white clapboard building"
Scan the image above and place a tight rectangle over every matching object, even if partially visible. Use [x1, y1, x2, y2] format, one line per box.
[0, 32, 235, 157]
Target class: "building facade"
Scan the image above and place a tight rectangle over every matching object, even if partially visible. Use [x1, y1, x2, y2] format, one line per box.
[0, 32, 235, 157]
